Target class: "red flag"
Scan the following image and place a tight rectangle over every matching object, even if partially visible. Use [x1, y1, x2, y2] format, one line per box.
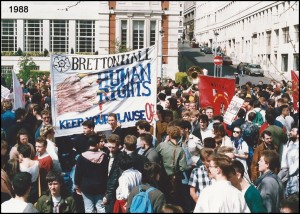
[291, 70, 299, 111]
[198, 75, 235, 115]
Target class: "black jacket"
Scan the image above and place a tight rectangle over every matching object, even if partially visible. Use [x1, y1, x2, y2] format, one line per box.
[105, 150, 122, 201]
[75, 151, 108, 195]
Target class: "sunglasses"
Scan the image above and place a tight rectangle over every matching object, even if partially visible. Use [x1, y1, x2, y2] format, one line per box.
[233, 131, 241, 134]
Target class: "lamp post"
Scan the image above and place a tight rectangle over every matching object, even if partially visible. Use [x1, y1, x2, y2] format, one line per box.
[159, 29, 165, 79]
[214, 31, 219, 77]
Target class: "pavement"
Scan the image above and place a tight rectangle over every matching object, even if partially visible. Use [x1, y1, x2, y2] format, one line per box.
[178, 40, 286, 83]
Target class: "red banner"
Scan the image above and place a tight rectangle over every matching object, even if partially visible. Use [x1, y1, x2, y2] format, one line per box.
[291, 70, 299, 111]
[198, 75, 235, 115]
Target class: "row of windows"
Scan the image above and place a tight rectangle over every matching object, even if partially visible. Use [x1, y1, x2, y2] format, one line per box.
[1, 20, 95, 53]
[1, 19, 158, 53]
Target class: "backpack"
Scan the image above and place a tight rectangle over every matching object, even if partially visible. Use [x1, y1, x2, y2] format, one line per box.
[252, 109, 264, 127]
[130, 185, 156, 213]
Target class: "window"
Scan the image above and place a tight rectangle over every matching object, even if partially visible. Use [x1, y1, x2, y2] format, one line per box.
[121, 20, 127, 47]
[294, 24, 299, 43]
[1, 65, 13, 75]
[1, 20, 17, 52]
[30, 66, 40, 71]
[150, 21, 156, 46]
[50, 20, 69, 53]
[282, 27, 289, 44]
[24, 20, 43, 52]
[76, 20, 95, 53]
[180, 11, 182, 16]
[281, 54, 288, 72]
[274, 29, 279, 46]
[132, 20, 144, 50]
[266, 31, 271, 46]
[294, 54, 299, 71]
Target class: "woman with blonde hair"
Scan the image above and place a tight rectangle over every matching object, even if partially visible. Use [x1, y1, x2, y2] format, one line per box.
[40, 125, 61, 173]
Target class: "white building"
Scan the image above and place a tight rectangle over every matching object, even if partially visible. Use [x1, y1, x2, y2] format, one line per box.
[178, 1, 184, 40]
[183, 1, 196, 41]
[1, 1, 181, 83]
[194, 1, 299, 80]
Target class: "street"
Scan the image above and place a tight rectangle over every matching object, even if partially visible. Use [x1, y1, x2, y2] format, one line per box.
[178, 41, 272, 86]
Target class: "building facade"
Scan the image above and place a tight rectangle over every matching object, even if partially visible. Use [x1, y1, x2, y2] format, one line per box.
[1, 1, 181, 83]
[183, 1, 196, 41]
[194, 1, 299, 80]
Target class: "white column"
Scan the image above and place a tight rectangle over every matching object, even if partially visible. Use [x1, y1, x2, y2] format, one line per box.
[69, 20, 76, 53]
[17, 20, 24, 50]
[43, 20, 50, 52]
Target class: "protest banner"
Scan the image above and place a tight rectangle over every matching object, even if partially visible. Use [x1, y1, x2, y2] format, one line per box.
[223, 96, 245, 125]
[12, 70, 25, 110]
[291, 70, 299, 111]
[198, 75, 235, 115]
[1, 85, 10, 101]
[51, 45, 158, 137]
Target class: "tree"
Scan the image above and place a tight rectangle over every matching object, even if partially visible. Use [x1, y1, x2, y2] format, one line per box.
[17, 55, 37, 82]
[43, 48, 49, 57]
[110, 39, 132, 54]
[15, 47, 23, 56]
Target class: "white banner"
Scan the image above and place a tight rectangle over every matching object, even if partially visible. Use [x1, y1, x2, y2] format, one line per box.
[12, 70, 25, 110]
[1, 85, 10, 101]
[223, 96, 245, 125]
[51, 45, 158, 137]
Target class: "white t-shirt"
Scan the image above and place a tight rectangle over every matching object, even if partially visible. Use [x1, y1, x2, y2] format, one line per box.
[1, 198, 36, 213]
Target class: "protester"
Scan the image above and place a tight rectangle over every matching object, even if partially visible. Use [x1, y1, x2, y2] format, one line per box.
[228, 159, 267, 213]
[113, 153, 142, 213]
[139, 133, 161, 164]
[126, 162, 166, 213]
[34, 136, 53, 194]
[36, 170, 76, 213]
[17, 144, 39, 204]
[280, 193, 299, 213]
[253, 150, 284, 213]
[193, 153, 250, 212]
[74, 134, 108, 213]
[1, 172, 38, 213]
[103, 134, 122, 213]
[9, 128, 35, 160]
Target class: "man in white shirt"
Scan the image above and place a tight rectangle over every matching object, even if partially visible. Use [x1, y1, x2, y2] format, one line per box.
[193, 153, 250, 213]
[276, 104, 294, 133]
[1, 172, 38, 213]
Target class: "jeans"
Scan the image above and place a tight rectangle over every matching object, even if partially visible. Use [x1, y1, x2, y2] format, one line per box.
[81, 192, 105, 213]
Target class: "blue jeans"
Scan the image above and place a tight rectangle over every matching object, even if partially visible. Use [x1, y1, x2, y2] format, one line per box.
[81, 192, 105, 213]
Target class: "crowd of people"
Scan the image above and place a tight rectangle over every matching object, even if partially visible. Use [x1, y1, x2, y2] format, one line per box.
[1, 72, 299, 213]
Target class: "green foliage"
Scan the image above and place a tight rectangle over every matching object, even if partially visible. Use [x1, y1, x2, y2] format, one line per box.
[17, 55, 37, 83]
[95, 51, 98, 55]
[1, 51, 15, 56]
[4, 73, 12, 89]
[75, 52, 94, 55]
[25, 52, 44, 57]
[110, 40, 132, 54]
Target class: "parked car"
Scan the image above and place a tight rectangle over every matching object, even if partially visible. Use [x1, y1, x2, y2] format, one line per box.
[203, 47, 213, 54]
[244, 63, 264, 76]
[222, 56, 233, 65]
